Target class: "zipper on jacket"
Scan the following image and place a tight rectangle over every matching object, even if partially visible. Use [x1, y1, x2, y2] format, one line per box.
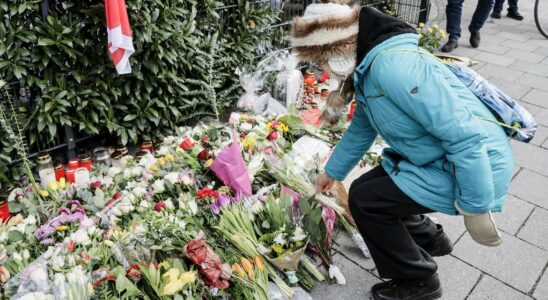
[452, 165, 462, 196]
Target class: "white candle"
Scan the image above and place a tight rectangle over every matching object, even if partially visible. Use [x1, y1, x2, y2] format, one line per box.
[74, 168, 90, 186]
[39, 168, 56, 188]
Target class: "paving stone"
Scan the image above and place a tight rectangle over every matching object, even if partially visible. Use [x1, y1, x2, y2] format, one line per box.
[481, 33, 508, 45]
[310, 253, 380, 300]
[506, 49, 546, 64]
[496, 31, 531, 42]
[544, 138, 548, 149]
[509, 61, 548, 77]
[478, 42, 511, 55]
[452, 46, 484, 59]
[334, 232, 376, 271]
[468, 275, 533, 300]
[533, 267, 548, 299]
[521, 89, 548, 108]
[530, 125, 548, 147]
[519, 102, 542, 117]
[477, 63, 523, 81]
[537, 109, 548, 127]
[502, 39, 539, 52]
[453, 231, 548, 293]
[534, 46, 548, 57]
[495, 196, 535, 235]
[476, 52, 516, 66]
[437, 255, 481, 300]
[518, 208, 548, 251]
[510, 168, 548, 209]
[518, 74, 548, 93]
[430, 212, 466, 243]
[511, 141, 548, 177]
[489, 77, 532, 99]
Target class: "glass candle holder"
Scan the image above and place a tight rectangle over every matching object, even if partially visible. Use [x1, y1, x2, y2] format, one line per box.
[140, 141, 153, 153]
[37, 152, 55, 188]
[66, 169, 76, 183]
[54, 162, 65, 181]
[93, 147, 111, 166]
[135, 150, 149, 162]
[74, 167, 90, 186]
[110, 151, 123, 168]
[78, 153, 92, 171]
[68, 158, 80, 170]
[116, 145, 129, 157]
[0, 198, 10, 222]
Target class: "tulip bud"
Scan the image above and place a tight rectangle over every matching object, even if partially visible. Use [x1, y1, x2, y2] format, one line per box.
[232, 263, 246, 278]
[253, 256, 265, 272]
[241, 257, 255, 281]
[0, 266, 10, 283]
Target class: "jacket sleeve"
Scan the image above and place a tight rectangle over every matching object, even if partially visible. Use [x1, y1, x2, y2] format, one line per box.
[324, 101, 377, 181]
[372, 54, 494, 213]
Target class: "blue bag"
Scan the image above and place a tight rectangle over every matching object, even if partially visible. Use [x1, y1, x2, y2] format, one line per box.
[445, 62, 537, 143]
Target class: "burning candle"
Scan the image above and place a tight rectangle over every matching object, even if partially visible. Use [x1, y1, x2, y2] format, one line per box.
[78, 154, 92, 171]
[66, 169, 76, 183]
[36, 152, 55, 188]
[54, 162, 65, 181]
[140, 141, 153, 153]
[0, 199, 10, 222]
[68, 158, 80, 170]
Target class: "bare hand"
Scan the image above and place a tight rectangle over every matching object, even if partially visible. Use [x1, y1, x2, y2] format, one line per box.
[315, 173, 335, 194]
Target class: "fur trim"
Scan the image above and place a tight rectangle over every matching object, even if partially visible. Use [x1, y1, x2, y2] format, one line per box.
[293, 35, 357, 65]
[292, 5, 360, 38]
[291, 23, 358, 47]
[320, 75, 355, 124]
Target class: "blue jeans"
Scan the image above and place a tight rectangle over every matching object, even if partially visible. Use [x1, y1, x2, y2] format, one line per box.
[494, 0, 518, 12]
[446, 0, 495, 40]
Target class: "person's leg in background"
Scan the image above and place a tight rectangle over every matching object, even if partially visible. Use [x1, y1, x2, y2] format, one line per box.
[490, 0, 505, 18]
[441, 0, 465, 52]
[348, 166, 444, 300]
[506, 0, 524, 20]
[468, 0, 495, 48]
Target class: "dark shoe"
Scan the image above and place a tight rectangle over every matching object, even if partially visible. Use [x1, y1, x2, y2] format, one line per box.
[491, 10, 502, 19]
[423, 225, 453, 257]
[441, 39, 458, 53]
[507, 7, 524, 21]
[372, 274, 443, 300]
[470, 32, 481, 48]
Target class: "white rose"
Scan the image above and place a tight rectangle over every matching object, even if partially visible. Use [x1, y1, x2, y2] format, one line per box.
[156, 146, 170, 156]
[138, 200, 151, 212]
[273, 233, 286, 245]
[120, 156, 133, 167]
[292, 227, 307, 242]
[71, 230, 91, 246]
[111, 206, 123, 217]
[131, 166, 144, 177]
[12, 252, 22, 262]
[188, 200, 198, 215]
[24, 215, 36, 226]
[240, 123, 253, 132]
[87, 226, 101, 238]
[164, 172, 179, 185]
[22, 249, 30, 261]
[228, 112, 241, 125]
[164, 199, 175, 210]
[132, 186, 147, 197]
[124, 193, 138, 205]
[108, 167, 122, 177]
[123, 169, 133, 179]
[152, 179, 165, 194]
[180, 174, 193, 185]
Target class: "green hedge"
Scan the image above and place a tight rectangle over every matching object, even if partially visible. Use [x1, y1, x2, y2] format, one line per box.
[0, 0, 279, 189]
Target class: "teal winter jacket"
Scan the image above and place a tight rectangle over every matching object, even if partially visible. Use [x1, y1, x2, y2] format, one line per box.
[324, 33, 514, 215]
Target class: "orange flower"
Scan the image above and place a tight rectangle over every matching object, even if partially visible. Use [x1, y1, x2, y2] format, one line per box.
[231, 263, 246, 278]
[241, 257, 255, 281]
[253, 256, 265, 272]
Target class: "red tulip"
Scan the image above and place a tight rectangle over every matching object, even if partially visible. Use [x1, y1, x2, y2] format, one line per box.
[267, 131, 279, 141]
[68, 240, 75, 253]
[179, 139, 194, 151]
[198, 149, 210, 161]
[154, 201, 165, 212]
[90, 181, 103, 190]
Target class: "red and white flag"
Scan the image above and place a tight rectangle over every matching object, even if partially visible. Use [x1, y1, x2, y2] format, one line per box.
[105, 0, 134, 74]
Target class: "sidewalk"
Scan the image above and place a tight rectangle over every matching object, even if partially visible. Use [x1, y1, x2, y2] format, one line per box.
[311, 0, 548, 298]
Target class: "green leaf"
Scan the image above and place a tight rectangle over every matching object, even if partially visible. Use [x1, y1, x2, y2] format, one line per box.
[8, 230, 24, 242]
[37, 38, 56, 46]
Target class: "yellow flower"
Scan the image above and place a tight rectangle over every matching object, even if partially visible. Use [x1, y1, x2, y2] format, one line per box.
[165, 153, 174, 162]
[265, 122, 272, 131]
[56, 225, 69, 231]
[418, 33, 423, 39]
[48, 180, 58, 191]
[427, 28, 433, 33]
[149, 164, 158, 172]
[103, 240, 114, 247]
[232, 263, 246, 278]
[161, 279, 185, 296]
[279, 123, 289, 133]
[241, 257, 255, 281]
[179, 271, 196, 285]
[158, 261, 171, 270]
[418, 22, 425, 28]
[162, 268, 181, 283]
[440, 31, 447, 39]
[58, 178, 66, 189]
[249, 20, 256, 29]
[39, 190, 49, 197]
[88, 282, 94, 295]
[242, 135, 256, 150]
[204, 159, 214, 168]
[253, 256, 265, 272]
[158, 157, 166, 166]
[432, 23, 439, 29]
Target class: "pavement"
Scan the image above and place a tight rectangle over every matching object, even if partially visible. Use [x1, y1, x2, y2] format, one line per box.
[311, 0, 548, 298]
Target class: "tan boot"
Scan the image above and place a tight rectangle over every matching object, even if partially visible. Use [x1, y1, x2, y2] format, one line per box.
[455, 202, 502, 247]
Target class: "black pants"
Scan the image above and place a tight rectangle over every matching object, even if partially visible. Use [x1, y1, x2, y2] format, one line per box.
[348, 165, 439, 279]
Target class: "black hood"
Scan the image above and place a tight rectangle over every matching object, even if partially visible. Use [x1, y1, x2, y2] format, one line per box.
[356, 6, 417, 66]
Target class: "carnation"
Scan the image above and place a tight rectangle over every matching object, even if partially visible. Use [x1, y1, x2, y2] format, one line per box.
[133, 186, 147, 197]
[152, 180, 166, 194]
[164, 172, 180, 185]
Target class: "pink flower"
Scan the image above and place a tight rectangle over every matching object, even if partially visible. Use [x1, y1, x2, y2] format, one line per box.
[267, 131, 279, 141]
[90, 181, 103, 190]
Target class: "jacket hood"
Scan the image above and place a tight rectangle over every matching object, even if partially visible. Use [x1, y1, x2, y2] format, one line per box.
[356, 6, 417, 66]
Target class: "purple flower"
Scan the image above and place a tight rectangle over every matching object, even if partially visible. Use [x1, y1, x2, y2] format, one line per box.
[34, 211, 87, 241]
[210, 202, 220, 215]
[67, 200, 82, 207]
[232, 191, 245, 204]
[40, 238, 55, 245]
[73, 207, 86, 215]
[216, 194, 231, 209]
[58, 207, 71, 215]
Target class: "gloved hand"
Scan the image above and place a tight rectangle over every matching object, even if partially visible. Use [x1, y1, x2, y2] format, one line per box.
[455, 202, 502, 247]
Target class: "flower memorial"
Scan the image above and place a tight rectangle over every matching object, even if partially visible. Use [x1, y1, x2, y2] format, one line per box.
[0, 108, 387, 299]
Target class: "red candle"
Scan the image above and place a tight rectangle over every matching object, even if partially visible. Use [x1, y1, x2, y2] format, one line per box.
[0, 200, 10, 222]
[66, 169, 76, 183]
[140, 141, 153, 153]
[68, 158, 80, 170]
[54, 163, 65, 181]
[78, 154, 92, 171]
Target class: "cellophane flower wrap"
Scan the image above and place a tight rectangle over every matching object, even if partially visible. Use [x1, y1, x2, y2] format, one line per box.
[210, 139, 253, 197]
